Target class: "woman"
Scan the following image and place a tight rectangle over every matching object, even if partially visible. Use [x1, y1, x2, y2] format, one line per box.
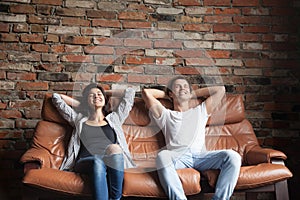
[52, 83, 136, 200]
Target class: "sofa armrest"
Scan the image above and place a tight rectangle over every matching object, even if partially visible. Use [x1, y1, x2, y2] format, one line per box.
[20, 148, 51, 169]
[245, 146, 287, 165]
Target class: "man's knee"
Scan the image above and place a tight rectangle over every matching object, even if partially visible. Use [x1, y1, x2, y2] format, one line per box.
[105, 144, 122, 155]
[226, 150, 241, 167]
[156, 150, 174, 169]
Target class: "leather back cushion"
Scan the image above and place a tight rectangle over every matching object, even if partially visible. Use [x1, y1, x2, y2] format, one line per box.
[40, 93, 257, 167]
[32, 120, 72, 169]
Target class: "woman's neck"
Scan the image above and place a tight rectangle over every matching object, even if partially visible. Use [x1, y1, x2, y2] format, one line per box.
[88, 108, 106, 123]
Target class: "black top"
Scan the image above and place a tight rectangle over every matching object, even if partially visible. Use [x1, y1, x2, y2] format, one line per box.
[78, 122, 117, 158]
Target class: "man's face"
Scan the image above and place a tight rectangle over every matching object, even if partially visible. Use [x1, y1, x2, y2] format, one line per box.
[170, 79, 192, 102]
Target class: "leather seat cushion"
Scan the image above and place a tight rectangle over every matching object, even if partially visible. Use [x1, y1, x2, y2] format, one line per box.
[123, 168, 201, 197]
[202, 163, 293, 190]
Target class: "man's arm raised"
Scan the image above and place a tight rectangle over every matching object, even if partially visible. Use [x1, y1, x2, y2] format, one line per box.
[192, 86, 225, 115]
[141, 88, 167, 119]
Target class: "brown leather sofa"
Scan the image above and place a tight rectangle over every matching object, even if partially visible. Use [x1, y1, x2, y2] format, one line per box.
[20, 93, 293, 200]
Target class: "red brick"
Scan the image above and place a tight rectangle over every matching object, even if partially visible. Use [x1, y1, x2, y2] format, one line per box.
[186, 58, 214, 66]
[0, 71, 5, 79]
[31, 44, 49, 52]
[51, 82, 77, 91]
[20, 34, 43, 43]
[7, 72, 36, 81]
[13, 23, 29, 33]
[205, 50, 230, 58]
[61, 55, 93, 63]
[204, 0, 231, 6]
[234, 33, 260, 41]
[124, 38, 152, 48]
[0, 110, 22, 119]
[0, 33, 19, 42]
[128, 74, 155, 84]
[84, 46, 114, 54]
[214, 8, 240, 15]
[24, 109, 41, 119]
[125, 56, 154, 65]
[244, 59, 273, 68]
[32, 0, 62, 6]
[175, 67, 202, 75]
[174, 50, 205, 58]
[87, 10, 116, 19]
[213, 24, 241, 33]
[10, 4, 35, 14]
[92, 19, 121, 28]
[115, 65, 144, 74]
[154, 40, 182, 49]
[204, 16, 232, 23]
[16, 82, 49, 91]
[243, 26, 270, 33]
[9, 100, 41, 109]
[61, 36, 91, 45]
[96, 74, 125, 82]
[118, 11, 147, 20]
[122, 21, 152, 29]
[184, 24, 211, 32]
[233, 16, 271, 24]
[232, 0, 259, 6]
[0, 23, 10, 32]
[51, 45, 65, 53]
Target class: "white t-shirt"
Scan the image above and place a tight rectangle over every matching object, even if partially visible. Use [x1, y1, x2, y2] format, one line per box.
[152, 102, 209, 153]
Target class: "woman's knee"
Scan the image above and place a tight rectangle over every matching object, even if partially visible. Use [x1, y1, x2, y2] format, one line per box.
[105, 144, 122, 155]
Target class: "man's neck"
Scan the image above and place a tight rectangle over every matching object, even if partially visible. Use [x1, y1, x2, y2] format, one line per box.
[173, 100, 190, 112]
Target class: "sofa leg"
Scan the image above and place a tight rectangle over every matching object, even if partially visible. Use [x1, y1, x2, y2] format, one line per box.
[22, 186, 39, 200]
[275, 180, 289, 200]
[245, 192, 257, 200]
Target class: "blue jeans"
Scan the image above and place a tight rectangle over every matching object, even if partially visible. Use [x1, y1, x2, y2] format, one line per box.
[156, 149, 241, 200]
[74, 154, 124, 200]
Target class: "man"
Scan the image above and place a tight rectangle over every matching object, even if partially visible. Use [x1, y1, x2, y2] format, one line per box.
[142, 76, 241, 200]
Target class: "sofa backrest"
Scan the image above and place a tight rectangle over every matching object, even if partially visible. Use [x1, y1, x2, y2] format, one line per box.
[37, 93, 259, 169]
[122, 94, 259, 167]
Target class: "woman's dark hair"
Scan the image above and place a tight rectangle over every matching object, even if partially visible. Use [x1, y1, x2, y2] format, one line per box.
[78, 83, 109, 116]
[165, 76, 192, 98]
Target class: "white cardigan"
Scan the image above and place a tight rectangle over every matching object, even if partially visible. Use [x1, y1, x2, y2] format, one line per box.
[52, 88, 136, 171]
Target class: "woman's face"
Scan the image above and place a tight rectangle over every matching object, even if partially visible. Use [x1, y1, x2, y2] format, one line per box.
[87, 88, 106, 109]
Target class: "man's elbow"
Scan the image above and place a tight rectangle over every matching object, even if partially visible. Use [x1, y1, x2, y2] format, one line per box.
[220, 86, 226, 95]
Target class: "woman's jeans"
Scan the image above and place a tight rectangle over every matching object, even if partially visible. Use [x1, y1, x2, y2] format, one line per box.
[156, 149, 241, 200]
[74, 154, 124, 200]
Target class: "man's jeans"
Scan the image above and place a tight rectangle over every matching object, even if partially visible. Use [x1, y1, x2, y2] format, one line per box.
[74, 154, 124, 200]
[156, 149, 241, 200]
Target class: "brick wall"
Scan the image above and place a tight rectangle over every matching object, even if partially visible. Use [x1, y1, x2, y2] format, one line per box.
[0, 0, 299, 199]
